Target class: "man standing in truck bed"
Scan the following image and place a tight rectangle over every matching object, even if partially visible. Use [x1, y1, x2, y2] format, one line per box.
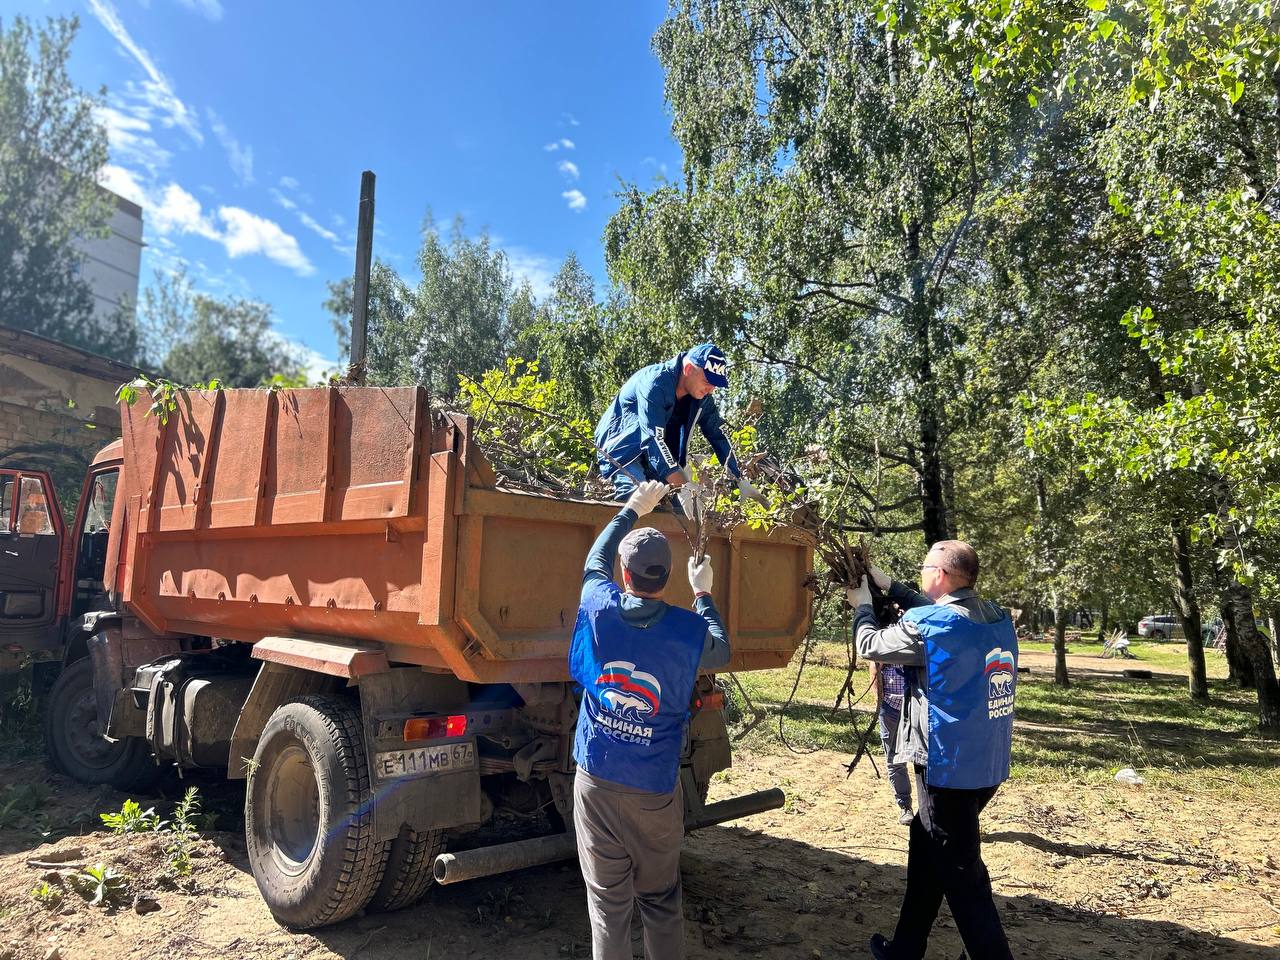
[594, 343, 763, 505]
[569, 479, 730, 960]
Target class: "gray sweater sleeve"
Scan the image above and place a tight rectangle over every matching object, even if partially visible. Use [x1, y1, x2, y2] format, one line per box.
[855, 609, 926, 666]
[695, 595, 730, 670]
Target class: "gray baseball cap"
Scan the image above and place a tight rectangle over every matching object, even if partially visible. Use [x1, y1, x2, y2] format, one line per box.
[618, 527, 671, 581]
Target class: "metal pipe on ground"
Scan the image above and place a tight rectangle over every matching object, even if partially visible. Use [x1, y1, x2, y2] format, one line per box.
[432, 787, 786, 886]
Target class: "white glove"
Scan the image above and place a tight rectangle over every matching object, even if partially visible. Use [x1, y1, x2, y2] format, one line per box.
[688, 556, 713, 594]
[868, 564, 891, 592]
[845, 576, 872, 608]
[625, 480, 669, 517]
[738, 476, 767, 506]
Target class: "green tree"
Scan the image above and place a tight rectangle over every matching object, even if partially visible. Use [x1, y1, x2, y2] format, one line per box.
[324, 217, 535, 398]
[140, 269, 303, 387]
[605, 0, 1043, 546]
[0, 15, 134, 360]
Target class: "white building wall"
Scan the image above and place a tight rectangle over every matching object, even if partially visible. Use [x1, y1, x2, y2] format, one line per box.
[73, 191, 144, 329]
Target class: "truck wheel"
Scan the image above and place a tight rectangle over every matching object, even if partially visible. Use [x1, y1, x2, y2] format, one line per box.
[244, 695, 389, 929]
[45, 657, 157, 790]
[367, 824, 446, 912]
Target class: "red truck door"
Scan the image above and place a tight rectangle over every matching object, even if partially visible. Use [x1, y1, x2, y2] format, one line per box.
[0, 469, 66, 657]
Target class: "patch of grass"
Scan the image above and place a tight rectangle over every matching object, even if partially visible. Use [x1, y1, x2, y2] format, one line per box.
[1019, 638, 1230, 678]
[730, 640, 1280, 797]
[0, 783, 52, 830]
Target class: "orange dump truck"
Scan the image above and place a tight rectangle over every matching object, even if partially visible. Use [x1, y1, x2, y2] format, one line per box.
[10, 386, 813, 928]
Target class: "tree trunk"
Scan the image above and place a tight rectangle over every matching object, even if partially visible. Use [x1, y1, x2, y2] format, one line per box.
[905, 219, 949, 546]
[1224, 578, 1280, 732]
[1171, 527, 1208, 702]
[1267, 606, 1279, 670]
[1212, 484, 1279, 729]
[1053, 603, 1070, 688]
[1221, 600, 1251, 687]
[1096, 599, 1109, 644]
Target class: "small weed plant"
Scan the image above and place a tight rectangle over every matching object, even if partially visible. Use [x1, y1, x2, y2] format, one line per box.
[166, 786, 201, 877]
[30, 880, 63, 908]
[100, 798, 163, 833]
[69, 864, 127, 908]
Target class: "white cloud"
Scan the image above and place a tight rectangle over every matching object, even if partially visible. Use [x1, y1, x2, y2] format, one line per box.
[151, 182, 220, 239]
[272, 181, 344, 251]
[557, 160, 580, 181]
[642, 156, 670, 177]
[218, 207, 315, 275]
[297, 210, 339, 243]
[96, 104, 172, 175]
[269, 187, 298, 211]
[138, 181, 314, 275]
[99, 163, 148, 207]
[561, 189, 587, 212]
[176, 0, 224, 21]
[562, 112, 580, 127]
[504, 247, 557, 301]
[207, 109, 253, 185]
[543, 138, 575, 151]
[87, 0, 202, 144]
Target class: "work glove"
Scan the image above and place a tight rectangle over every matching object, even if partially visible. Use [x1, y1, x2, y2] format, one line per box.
[737, 476, 767, 506]
[845, 576, 873, 609]
[867, 564, 891, 592]
[688, 555, 713, 595]
[625, 480, 669, 517]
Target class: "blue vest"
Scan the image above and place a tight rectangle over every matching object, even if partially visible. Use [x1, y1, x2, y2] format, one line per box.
[569, 580, 706, 793]
[902, 603, 1017, 789]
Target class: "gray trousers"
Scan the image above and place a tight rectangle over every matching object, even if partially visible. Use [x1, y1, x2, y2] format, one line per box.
[879, 704, 913, 809]
[573, 768, 685, 960]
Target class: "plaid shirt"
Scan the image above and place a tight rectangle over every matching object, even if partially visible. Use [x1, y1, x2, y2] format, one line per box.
[880, 663, 908, 712]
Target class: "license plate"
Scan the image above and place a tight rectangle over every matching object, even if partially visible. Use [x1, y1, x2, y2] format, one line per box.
[374, 741, 475, 780]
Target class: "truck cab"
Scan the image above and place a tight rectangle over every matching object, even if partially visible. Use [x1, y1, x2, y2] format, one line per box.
[0, 443, 123, 669]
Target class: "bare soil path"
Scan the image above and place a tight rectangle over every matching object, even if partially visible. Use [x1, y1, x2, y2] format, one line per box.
[2, 747, 1277, 960]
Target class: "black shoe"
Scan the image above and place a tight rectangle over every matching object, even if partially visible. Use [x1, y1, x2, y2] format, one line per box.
[869, 933, 895, 960]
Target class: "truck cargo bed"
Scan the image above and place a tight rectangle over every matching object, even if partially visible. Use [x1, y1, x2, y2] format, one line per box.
[118, 386, 814, 682]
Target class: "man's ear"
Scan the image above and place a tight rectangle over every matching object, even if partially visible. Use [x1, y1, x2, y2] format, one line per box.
[620, 567, 631, 591]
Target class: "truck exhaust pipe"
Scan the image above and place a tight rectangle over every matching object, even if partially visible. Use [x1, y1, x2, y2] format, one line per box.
[432, 787, 785, 885]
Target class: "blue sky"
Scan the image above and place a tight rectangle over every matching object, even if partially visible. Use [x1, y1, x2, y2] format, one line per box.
[8, 0, 682, 372]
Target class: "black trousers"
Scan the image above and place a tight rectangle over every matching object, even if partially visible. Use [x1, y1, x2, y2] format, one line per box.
[889, 766, 1013, 960]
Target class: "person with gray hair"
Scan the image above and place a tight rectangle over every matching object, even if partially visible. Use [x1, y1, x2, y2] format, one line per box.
[849, 540, 1017, 960]
[568, 479, 731, 960]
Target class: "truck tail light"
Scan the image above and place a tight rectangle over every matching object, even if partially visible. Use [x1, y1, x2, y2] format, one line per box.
[403, 714, 468, 742]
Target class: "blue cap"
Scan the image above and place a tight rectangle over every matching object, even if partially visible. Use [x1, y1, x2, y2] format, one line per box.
[687, 343, 729, 388]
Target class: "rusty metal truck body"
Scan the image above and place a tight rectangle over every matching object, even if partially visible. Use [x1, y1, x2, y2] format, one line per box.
[21, 386, 813, 929]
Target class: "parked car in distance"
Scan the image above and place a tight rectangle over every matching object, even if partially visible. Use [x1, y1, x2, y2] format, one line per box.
[1138, 615, 1184, 641]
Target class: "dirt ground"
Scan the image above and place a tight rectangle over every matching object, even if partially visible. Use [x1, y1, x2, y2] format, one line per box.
[2, 742, 1278, 960]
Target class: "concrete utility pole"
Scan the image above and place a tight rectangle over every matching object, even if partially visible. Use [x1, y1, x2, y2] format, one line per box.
[349, 170, 376, 385]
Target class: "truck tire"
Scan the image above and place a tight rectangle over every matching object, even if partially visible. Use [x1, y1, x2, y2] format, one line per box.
[244, 695, 389, 929]
[367, 824, 446, 912]
[45, 657, 157, 790]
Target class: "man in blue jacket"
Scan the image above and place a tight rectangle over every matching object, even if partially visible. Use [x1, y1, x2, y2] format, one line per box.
[849, 540, 1017, 960]
[594, 343, 763, 505]
[569, 479, 730, 960]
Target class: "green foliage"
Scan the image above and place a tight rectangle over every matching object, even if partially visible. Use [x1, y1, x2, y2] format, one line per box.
[31, 880, 62, 908]
[0, 14, 137, 361]
[324, 217, 536, 397]
[100, 798, 162, 834]
[139, 268, 304, 387]
[165, 786, 201, 877]
[68, 863, 127, 908]
[459, 358, 599, 489]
